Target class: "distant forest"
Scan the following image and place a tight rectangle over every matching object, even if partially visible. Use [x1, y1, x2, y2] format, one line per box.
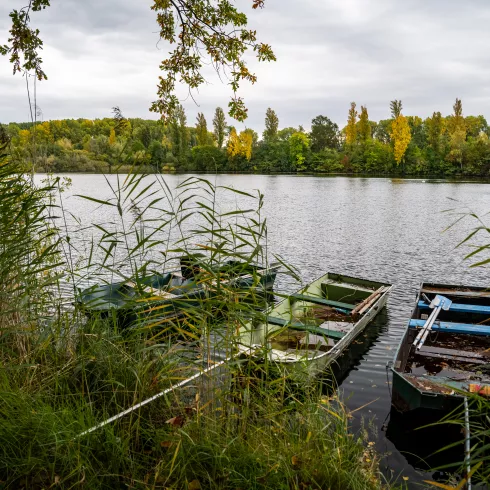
[3, 98, 490, 176]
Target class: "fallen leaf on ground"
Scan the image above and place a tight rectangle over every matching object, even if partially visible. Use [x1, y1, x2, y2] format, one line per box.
[165, 415, 185, 427]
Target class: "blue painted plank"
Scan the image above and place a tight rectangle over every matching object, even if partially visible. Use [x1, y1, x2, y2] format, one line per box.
[418, 300, 490, 315]
[409, 319, 490, 336]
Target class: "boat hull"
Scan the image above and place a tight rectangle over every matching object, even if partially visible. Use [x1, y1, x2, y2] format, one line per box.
[391, 370, 464, 413]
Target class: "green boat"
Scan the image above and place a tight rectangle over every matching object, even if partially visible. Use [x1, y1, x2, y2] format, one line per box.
[238, 272, 392, 379]
[392, 282, 490, 413]
[76, 258, 279, 329]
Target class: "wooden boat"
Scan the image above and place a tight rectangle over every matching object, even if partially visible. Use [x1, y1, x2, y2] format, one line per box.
[77, 259, 279, 328]
[391, 282, 490, 413]
[238, 272, 392, 378]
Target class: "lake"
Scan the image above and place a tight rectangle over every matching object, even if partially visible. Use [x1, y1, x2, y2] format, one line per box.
[45, 173, 490, 487]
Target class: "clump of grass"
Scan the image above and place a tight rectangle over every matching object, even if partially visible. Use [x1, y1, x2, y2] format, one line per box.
[158, 385, 385, 490]
[0, 363, 389, 489]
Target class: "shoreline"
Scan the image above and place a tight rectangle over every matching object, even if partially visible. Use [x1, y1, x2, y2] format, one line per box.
[33, 170, 490, 183]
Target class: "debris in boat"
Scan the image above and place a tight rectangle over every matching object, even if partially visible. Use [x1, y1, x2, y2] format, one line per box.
[309, 305, 350, 322]
[269, 330, 332, 352]
[468, 384, 490, 396]
[403, 374, 454, 395]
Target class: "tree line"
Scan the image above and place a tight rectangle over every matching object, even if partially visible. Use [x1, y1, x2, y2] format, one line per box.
[3, 98, 490, 175]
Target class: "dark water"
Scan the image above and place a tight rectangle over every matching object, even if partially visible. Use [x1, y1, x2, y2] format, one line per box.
[48, 174, 490, 487]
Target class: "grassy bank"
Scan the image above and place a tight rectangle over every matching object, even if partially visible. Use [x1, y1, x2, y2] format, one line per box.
[0, 134, 393, 489]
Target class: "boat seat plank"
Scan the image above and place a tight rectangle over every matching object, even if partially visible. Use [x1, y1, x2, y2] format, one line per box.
[416, 350, 487, 364]
[421, 287, 490, 298]
[418, 300, 490, 316]
[266, 317, 345, 340]
[419, 345, 487, 360]
[289, 293, 355, 310]
[409, 319, 490, 336]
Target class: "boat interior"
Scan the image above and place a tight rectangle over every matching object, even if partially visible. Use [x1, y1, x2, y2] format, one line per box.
[398, 283, 490, 394]
[243, 272, 390, 357]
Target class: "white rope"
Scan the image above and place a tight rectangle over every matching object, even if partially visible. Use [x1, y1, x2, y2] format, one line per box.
[77, 353, 242, 438]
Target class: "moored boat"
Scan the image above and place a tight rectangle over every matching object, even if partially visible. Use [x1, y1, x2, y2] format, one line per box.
[391, 282, 490, 413]
[76, 257, 279, 329]
[238, 272, 392, 378]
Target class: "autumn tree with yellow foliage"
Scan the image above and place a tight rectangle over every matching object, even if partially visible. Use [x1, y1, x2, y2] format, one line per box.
[390, 100, 411, 166]
[227, 128, 253, 162]
[345, 102, 357, 145]
[109, 128, 116, 146]
[447, 98, 467, 171]
[358, 106, 371, 143]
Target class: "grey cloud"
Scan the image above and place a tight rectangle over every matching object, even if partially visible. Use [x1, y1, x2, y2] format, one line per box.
[2, 0, 490, 131]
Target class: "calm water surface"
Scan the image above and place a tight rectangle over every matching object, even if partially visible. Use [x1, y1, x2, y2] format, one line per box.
[49, 174, 490, 487]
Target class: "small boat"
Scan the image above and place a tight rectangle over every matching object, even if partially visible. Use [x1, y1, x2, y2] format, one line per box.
[391, 282, 490, 413]
[238, 272, 392, 378]
[76, 258, 279, 329]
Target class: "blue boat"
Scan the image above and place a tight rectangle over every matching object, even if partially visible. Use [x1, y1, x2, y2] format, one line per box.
[391, 282, 490, 413]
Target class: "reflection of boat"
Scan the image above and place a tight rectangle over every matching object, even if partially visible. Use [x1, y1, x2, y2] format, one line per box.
[239, 272, 392, 378]
[385, 406, 464, 474]
[392, 282, 490, 413]
[76, 258, 279, 329]
[330, 307, 389, 386]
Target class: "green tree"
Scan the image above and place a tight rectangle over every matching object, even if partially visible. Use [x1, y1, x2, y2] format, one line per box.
[277, 127, 298, 141]
[170, 105, 189, 165]
[191, 145, 226, 171]
[390, 100, 402, 119]
[358, 106, 371, 143]
[213, 107, 227, 149]
[407, 116, 426, 149]
[310, 115, 339, 152]
[289, 132, 310, 172]
[196, 113, 209, 146]
[426, 112, 444, 154]
[363, 140, 394, 173]
[345, 103, 357, 145]
[373, 119, 392, 144]
[448, 98, 466, 171]
[263, 108, 279, 141]
[465, 115, 488, 139]
[311, 148, 343, 173]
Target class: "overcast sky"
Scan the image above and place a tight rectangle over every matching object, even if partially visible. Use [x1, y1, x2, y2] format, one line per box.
[1, 0, 490, 132]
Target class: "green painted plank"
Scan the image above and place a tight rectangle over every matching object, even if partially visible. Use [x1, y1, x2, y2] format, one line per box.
[266, 316, 345, 340]
[289, 293, 355, 311]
